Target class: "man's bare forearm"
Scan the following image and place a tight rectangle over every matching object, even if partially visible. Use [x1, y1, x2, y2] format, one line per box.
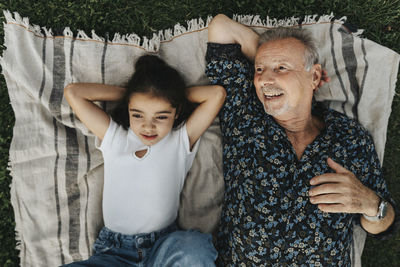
[208, 14, 259, 61]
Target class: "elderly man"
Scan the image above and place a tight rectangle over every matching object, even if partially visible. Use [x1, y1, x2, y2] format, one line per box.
[206, 14, 397, 266]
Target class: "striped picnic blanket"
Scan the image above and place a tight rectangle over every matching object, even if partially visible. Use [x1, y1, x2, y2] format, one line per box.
[1, 11, 399, 267]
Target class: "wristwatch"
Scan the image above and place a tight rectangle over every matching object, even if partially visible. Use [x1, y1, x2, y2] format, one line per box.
[363, 198, 388, 222]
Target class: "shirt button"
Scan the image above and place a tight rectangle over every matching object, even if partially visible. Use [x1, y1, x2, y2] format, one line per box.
[137, 237, 144, 244]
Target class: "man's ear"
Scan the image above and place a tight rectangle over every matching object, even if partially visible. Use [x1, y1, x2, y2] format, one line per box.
[311, 64, 322, 91]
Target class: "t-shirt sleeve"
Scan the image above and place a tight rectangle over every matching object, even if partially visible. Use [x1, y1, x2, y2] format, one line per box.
[95, 118, 119, 152]
[179, 123, 200, 173]
[352, 130, 399, 239]
[205, 42, 263, 121]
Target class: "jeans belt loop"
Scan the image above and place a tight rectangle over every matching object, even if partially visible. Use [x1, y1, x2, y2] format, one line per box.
[114, 233, 121, 248]
[151, 232, 156, 243]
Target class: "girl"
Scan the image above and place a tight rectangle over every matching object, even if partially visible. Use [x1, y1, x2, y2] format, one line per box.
[62, 55, 225, 266]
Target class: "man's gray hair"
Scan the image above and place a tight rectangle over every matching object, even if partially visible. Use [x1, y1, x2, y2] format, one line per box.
[258, 27, 319, 71]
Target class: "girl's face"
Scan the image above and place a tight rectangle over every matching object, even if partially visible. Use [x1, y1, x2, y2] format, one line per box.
[128, 92, 177, 146]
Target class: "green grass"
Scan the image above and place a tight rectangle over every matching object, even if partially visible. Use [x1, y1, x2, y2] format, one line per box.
[0, 0, 399, 266]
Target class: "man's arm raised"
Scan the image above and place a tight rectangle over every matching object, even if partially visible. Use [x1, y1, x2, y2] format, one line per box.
[208, 15, 330, 86]
[208, 14, 259, 61]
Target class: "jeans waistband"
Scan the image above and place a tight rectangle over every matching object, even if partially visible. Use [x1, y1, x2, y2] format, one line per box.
[99, 223, 178, 249]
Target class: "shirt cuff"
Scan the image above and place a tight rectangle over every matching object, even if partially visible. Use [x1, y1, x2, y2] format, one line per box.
[366, 199, 400, 240]
[205, 42, 244, 62]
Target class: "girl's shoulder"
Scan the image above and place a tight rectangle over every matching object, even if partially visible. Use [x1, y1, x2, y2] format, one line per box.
[172, 123, 200, 154]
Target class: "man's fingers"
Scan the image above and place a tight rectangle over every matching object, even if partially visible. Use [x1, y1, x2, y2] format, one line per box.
[310, 159, 357, 186]
[308, 183, 341, 196]
[327, 157, 349, 174]
[309, 193, 343, 204]
[309, 172, 345, 185]
[317, 203, 347, 213]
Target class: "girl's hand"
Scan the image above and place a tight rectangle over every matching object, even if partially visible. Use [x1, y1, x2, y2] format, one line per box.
[64, 83, 125, 140]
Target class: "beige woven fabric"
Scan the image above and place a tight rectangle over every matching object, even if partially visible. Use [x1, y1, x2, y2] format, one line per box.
[1, 11, 398, 267]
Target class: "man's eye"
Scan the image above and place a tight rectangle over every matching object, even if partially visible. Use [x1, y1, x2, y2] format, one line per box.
[255, 67, 263, 72]
[278, 66, 287, 70]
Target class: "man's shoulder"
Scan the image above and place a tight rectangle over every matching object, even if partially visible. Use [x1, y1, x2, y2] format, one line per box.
[326, 108, 371, 140]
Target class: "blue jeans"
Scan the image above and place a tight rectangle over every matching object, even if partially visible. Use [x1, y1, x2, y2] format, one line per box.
[62, 224, 217, 266]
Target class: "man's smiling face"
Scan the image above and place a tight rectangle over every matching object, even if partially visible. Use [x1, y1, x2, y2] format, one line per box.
[253, 38, 316, 121]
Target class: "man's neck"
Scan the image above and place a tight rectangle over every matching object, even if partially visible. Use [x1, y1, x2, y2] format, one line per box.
[274, 114, 325, 160]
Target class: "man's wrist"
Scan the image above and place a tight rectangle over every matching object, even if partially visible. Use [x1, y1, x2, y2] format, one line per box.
[364, 193, 380, 217]
[363, 196, 389, 222]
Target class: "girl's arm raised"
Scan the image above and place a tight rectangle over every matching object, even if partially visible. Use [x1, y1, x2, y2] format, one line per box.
[64, 83, 126, 140]
[186, 85, 226, 149]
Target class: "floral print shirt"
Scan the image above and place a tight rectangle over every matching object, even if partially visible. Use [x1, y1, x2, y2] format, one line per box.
[205, 43, 395, 266]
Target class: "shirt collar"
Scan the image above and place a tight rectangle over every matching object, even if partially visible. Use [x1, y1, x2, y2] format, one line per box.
[265, 103, 339, 162]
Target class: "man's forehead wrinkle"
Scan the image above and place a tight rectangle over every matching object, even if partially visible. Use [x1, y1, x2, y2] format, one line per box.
[256, 55, 290, 64]
[256, 48, 303, 65]
[255, 49, 289, 64]
[255, 53, 304, 69]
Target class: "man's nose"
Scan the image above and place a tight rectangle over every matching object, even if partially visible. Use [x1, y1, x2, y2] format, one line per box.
[259, 69, 275, 86]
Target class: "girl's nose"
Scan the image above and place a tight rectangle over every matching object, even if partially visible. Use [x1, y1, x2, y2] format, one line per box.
[143, 120, 156, 130]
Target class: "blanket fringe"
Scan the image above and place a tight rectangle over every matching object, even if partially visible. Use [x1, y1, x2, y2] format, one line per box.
[3, 10, 362, 52]
[6, 160, 22, 253]
[233, 12, 345, 27]
[233, 13, 364, 36]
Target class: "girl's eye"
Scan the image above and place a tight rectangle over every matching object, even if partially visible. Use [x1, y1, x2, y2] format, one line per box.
[132, 114, 142, 118]
[156, 116, 168, 120]
[255, 67, 263, 72]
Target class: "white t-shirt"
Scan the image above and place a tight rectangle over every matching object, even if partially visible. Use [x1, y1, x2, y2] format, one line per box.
[96, 119, 199, 235]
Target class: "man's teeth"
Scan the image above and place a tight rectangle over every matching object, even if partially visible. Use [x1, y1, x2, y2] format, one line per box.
[264, 92, 283, 97]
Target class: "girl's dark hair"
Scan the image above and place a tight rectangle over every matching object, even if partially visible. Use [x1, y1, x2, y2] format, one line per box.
[111, 55, 194, 129]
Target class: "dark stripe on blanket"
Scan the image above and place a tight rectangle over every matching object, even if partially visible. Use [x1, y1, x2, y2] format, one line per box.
[359, 39, 369, 110]
[101, 37, 108, 84]
[329, 23, 348, 115]
[65, 126, 82, 261]
[50, 37, 82, 261]
[101, 37, 108, 111]
[340, 28, 359, 119]
[38, 37, 46, 99]
[84, 136, 91, 254]
[53, 118, 65, 265]
[69, 38, 76, 127]
[68, 36, 92, 256]
[49, 38, 66, 119]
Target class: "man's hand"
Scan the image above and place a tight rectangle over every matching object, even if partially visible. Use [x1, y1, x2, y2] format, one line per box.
[208, 14, 259, 61]
[309, 157, 395, 234]
[308, 157, 379, 216]
[318, 69, 331, 88]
